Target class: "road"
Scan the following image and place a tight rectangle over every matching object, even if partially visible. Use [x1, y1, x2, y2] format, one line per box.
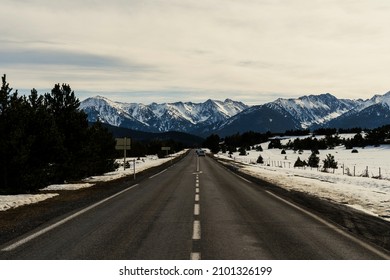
[0, 151, 389, 259]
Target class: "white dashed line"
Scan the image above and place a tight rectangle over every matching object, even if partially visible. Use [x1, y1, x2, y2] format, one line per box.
[192, 220, 201, 240]
[194, 204, 200, 215]
[190, 252, 201, 260]
[191, 172, 201, 260]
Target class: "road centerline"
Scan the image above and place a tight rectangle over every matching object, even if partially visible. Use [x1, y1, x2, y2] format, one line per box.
[192, 220, 201, 240]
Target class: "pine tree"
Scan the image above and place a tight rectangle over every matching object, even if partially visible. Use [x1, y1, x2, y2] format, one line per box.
[82, 122, 116, 176]
[323, 154, 338, 171]
[44, 84, 89, 181]
[0, 75, 11, 190]
[308, 152, 320, 168]
[203, 134, 220, 154]
[294, 157, 306, 167]
[239, 146, 246, 156]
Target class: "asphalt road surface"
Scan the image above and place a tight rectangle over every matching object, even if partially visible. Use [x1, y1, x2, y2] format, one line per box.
[1, 151, 389, 259]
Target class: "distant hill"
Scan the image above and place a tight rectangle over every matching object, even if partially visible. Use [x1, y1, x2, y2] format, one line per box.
[99, 123, 204, 147]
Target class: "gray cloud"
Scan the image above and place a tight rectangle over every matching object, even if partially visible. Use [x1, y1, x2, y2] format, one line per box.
[0, 48, 155, 74]
[1, 0, 390, 104]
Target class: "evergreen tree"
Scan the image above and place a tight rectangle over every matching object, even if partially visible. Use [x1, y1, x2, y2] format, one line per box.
[0, 76, 117, 193]
[44, 84, 89, 181]
[308, 152, 320, 168]
[294, 157, 306, 167]
[323, 154, 338, 171]
[256, 145, 263, 151]
[82, 122, 116, 176]
[239, 146, 246, 156]
[257, 154, 264, 164]
[203, 134, 220, 154]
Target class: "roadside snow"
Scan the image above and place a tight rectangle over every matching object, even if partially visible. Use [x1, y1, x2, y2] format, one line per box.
[0, 193, 59, 212]
[0, 150, 188, 211]
[216, 143, 390, 222]
[83, 154, 181, 183]
[42, 183, 95, 191]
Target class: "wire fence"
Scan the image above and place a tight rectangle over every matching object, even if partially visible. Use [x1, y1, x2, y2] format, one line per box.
[230, 155, 390, 181]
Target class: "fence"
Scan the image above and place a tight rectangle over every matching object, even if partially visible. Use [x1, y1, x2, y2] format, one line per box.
[231, 155, 390, 180]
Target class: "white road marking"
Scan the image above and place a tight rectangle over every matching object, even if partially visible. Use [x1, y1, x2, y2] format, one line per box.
[2, 184, 140, 252]
[191, 173, 201, 260]
[234, 173, 252, 183]
[194, 204, 200, 215]
[149, 169, 167, 179]
[190, 252, 201, 260]
[265, 190, 390, 260]
[192, 220, 201, 240]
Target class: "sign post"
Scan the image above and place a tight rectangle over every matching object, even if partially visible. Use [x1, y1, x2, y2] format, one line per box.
[161, 146, 171, 158]
[116, 137, 131, 170]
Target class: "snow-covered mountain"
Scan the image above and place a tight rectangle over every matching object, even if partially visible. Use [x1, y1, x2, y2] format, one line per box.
[325, 91, 390, 129]
[214, 92, 390, 136]
[81, 91, 390, 137]
[270, 93, 361, 128]
[80, 96, 248, 134]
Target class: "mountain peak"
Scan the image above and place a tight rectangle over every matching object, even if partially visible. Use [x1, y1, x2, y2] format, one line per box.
[80, 91, 390, 136]
[80, 96, 248, 135]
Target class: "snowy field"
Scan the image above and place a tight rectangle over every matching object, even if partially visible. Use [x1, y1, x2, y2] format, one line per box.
[0, 150, 188, 211]
[215, 136, 390, 221]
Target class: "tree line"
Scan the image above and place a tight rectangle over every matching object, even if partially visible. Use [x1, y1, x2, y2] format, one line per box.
[0, 75, 116, 194]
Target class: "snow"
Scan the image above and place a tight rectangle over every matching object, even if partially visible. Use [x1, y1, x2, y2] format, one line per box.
[42, 183, 95, 191]
[0, 150, 188, 211]
[216, 141, 390, 222]
[0, 193, 58, 212]
[80, 96, 248, 131]
[84, 152, 187, 183]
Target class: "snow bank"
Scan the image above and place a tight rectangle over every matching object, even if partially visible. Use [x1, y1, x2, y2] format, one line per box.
[42, 183, 95, 191]
[0, 194, 59, 212]
[84, 150, 188, 183]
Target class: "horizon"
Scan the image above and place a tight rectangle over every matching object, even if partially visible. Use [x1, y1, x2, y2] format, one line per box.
[80, 90, 389, 106]
[10, 86, 390, 107]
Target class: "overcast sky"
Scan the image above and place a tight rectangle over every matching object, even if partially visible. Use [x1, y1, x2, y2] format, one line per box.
[1, 0, 390, 104]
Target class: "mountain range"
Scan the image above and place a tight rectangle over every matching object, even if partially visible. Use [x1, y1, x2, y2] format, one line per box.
[80, 91, 390, 137]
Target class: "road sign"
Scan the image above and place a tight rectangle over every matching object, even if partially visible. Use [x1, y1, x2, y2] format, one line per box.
[116, 137, 131, 171]
[115, 138, 131, 150]
[161, 147, 171, 151]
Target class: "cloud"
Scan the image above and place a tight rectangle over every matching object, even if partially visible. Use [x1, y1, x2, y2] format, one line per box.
[0, 49, 150, 70]
[1, 0, 390, 104]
